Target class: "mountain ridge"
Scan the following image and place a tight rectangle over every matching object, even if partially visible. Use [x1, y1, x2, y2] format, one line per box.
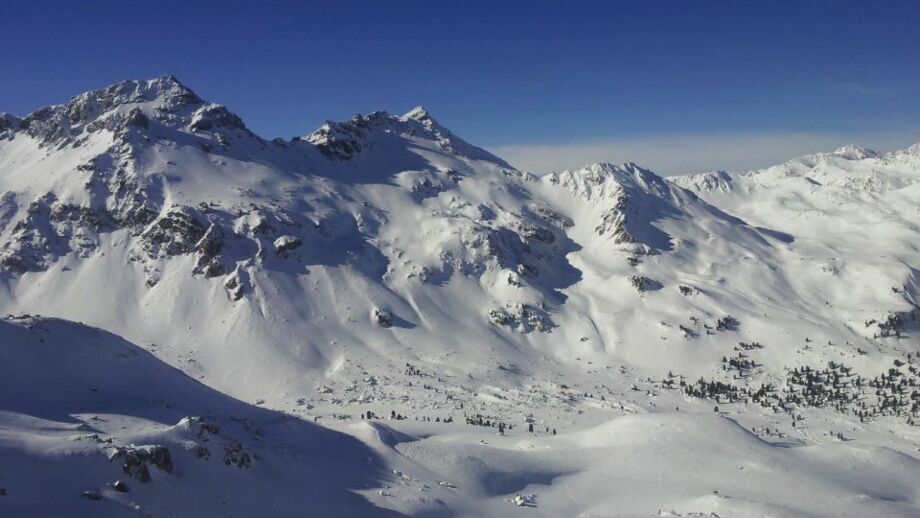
[2, 75, 920, 517]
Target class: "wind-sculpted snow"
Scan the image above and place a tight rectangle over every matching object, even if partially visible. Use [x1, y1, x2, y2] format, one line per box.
[1, 76, 920, 517]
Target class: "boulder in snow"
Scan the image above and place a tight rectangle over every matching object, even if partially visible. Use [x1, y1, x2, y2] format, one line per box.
[273, 235, 303, 257]
[372, 308, 393, 328]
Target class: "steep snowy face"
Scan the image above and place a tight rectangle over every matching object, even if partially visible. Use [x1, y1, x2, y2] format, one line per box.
[0, 77, 259, 277]
[543, 162, 688, 254]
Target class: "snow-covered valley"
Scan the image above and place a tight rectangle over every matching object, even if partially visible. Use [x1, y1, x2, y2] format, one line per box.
[1, 76, 919, 517]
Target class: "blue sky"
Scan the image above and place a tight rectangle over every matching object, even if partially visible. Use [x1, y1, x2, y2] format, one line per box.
[2, 0, 919, 173]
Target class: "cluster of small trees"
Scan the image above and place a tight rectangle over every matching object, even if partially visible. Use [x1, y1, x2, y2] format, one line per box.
[716, 315, 741, 332]
[864, 360, 920, 422]
[682, 377, 761, 404]
[683, 315, 741, 336]
[785, 363, 860, 413]
[736, 341, 764, 351]
[673, 356, 920, 425]
[361, 410, 456, 423]
[465, 413, 506, 429]
[404, 363, 423, 376]
[417, 415, 454, 423]
[460, 414, 557, 435]
[722, 352, 759, 378]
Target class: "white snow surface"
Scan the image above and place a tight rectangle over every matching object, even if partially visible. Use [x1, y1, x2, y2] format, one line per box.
[1, 76, 919, 517]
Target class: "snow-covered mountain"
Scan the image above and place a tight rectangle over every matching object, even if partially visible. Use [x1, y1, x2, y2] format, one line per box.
[1, 76, 919, 517]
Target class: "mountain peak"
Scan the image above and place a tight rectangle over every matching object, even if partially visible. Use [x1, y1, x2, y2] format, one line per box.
[69, 74, 204, 112]
[155, 73, 183, 85]
[902, 142, 920, 157]
[400, 105, 447, 133]
[831, 144, 878, 160]
[577, 161, 660, 182]
[401, 105, 432, 122]
[552, 162, 674, 207]
[11, 75, 251, 147]
[303, 108, 513, 168]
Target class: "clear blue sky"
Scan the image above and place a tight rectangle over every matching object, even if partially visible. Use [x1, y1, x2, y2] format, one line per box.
[3, 0, 919, 173]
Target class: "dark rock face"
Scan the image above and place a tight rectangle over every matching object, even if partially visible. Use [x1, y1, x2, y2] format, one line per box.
[595, 192, 635, 243]
[192, 444, 211, 459]
[109, 445, 173, 483]
[224, 272, 245, 301]
[146, 445, 174, 473]
[120, 452, 152, 482]
[125, 108, 149, 129]
[0, 113, 20, 140]
[193, 224, 226, 277]
[1, 193, 318, 296]
[307, 111, 390, 160]
[273, 235, 302, 257]
[409, 177, 447, 201]
[372, 308, 393, 328]
[49, 203, 112, 232]
[185, 416, 221, 437]
[49, 203, 115, 259]
[132, 208, 210, 287]
[139, 209, 207, 258]
[190, 104, 247, 133]
[630, 275, 662, 293]
[177, 416, 255, 468]
[1, 195, 70, 273]
[488, 303, 555, 333]
[0, 190, 124, 272]
[514, 221, 555, 245]
[477, 218, 568, 286]
[533, 207, 573, 229]
[222, 440, 252, 469]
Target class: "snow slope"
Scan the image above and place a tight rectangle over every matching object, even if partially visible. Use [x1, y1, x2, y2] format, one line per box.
[0, 316, 402, 517]
[1, 76, 919, 516]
